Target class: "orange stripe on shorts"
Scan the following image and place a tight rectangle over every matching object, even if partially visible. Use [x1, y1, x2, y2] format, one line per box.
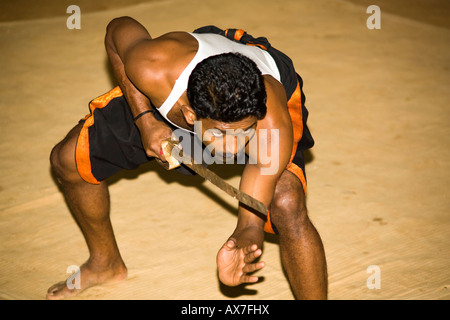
[287, 80, 303, 162]
[234, 29, 245, 41]
[75, 86, 123, 184]
[285, 80, 307, 194]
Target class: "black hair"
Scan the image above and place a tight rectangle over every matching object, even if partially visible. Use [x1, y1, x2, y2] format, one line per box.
[187, 52, 267, 122]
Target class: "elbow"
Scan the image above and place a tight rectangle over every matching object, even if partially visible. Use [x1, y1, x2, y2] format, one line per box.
[106, 16, 135, 31]
[105, 16, 131, 50]
[105, 16, 135, 39]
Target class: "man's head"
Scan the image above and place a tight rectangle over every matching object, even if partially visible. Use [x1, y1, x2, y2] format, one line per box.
[186, 52, 267, 122]
[184, 53, 267, 160]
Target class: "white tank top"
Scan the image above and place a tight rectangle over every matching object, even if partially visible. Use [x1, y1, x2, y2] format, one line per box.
[157, 32, 281, 131]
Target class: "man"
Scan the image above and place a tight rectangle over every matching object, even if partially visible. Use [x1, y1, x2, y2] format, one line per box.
[47, 16, 327, 300]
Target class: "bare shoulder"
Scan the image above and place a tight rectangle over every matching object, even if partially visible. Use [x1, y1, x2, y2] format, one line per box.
[140, 31, 197, 58]
[263, 75, 287, 101]
[260, 75, 290, 130]
[124, 31, 198, 99]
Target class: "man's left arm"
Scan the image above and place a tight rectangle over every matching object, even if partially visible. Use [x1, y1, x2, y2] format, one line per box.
[217, 77, 293, 286]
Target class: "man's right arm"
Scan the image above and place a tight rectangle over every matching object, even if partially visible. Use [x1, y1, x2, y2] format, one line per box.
[104, 16, 172, 160]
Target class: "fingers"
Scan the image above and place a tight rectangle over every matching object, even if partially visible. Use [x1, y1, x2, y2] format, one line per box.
[240, 260, 265, 284]
[243, 260, 265, 274]
[240, 274, 260, 284]
[224, 240, 261, 259]
[241, 244, 265, 283]
[226, 242, 262, 266]
[243, 244, 262, 263]
[140, 121, 173, 159]
[145, 142, 166, 160]
[243, 247, 265, 274]
[156, 147, 167, 162]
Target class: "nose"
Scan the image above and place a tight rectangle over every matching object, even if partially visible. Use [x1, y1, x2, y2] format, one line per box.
[226, 135, 248, 156]
[223, 136, 237, 154]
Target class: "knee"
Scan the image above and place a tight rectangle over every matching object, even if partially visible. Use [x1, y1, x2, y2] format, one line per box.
[50, 140, 79, 183]
[270, 179, 309, 237]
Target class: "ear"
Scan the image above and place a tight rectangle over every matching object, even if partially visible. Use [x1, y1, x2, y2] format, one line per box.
[180, 105, 197, 125]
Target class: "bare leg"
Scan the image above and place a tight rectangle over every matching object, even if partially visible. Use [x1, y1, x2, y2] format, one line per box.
[47, 123, 127, 300]
[271, 170, 328, 299]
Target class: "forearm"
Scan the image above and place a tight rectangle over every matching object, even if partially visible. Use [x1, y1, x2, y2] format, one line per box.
[230, 161, 284, 247]
[104, 17, 173, 158]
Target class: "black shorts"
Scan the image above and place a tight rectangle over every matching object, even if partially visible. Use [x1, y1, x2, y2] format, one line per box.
[75, 27, 314, 233]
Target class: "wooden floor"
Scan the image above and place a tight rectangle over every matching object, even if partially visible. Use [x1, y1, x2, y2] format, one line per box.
[0, 0, 449, 300]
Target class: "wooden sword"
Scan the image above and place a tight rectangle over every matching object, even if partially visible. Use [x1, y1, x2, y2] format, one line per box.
[158, 138, 268, 216]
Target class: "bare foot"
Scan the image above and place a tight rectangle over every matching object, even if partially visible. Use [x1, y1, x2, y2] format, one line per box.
[46, 260, 127, 300]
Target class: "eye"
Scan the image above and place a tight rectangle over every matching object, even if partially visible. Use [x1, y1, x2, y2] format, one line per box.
[210, 129, 223, 137]
[243, 127, 254, 134]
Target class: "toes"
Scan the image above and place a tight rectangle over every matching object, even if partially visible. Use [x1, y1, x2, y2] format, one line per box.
[47, 281, 64, 294]
[46, 281, 68, 300]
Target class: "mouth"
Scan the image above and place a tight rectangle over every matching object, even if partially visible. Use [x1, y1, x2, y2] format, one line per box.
[221, 152, 236, 161]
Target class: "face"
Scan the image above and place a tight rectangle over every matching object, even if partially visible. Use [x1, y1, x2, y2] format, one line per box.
[195, 116, 258, 161]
